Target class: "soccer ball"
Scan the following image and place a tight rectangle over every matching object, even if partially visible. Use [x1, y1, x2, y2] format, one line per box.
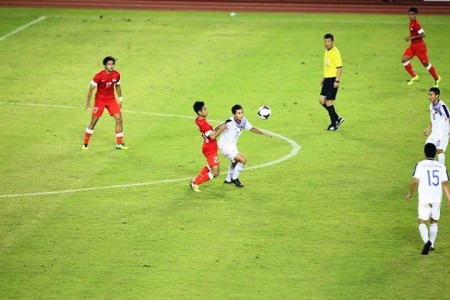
[257, 105, 271, 120]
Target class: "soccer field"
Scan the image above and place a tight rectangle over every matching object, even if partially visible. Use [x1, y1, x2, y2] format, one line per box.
[0, 7, 449, 299]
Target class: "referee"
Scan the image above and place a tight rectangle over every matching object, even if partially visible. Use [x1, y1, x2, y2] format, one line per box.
[320, 33, 344, 131]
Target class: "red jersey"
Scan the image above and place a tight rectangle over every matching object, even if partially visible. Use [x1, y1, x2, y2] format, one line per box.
[409, 19, 425, 45]
[195, 117, 218, 155]
[91, 70, 121, 101]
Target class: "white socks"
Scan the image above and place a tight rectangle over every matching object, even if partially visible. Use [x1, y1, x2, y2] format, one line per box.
[226, 165, 235, 182]
[430, 223, 438, 247]
[418, 223, 429, 243]
[232, 162, 245, 180]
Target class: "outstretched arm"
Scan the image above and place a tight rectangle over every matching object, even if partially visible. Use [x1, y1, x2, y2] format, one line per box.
[250, 127, 272, 138]
[406, 178, 419, 202]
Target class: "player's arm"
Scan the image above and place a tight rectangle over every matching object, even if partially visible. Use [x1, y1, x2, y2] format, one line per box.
[423, 122, 432, 136]
[86, 84, 96, 109]
[250, 127, 272, 138]
[407, 32, 425, 41]
[115, 84, 123, 108]
[334, 66, 342, 88]
[209, 123, 226, 140]
[406, 178, 419, 202]
[443, 181, 450, 209]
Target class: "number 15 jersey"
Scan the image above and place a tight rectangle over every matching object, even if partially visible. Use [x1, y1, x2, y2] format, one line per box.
[413, 159, 448, 204]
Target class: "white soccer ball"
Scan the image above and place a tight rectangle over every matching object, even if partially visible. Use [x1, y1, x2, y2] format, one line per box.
[257, 105, 271, 120]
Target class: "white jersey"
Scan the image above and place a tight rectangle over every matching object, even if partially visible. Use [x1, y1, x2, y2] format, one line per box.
[430, 100, 450, 135]
[218, 117, 253, 148]
[413, 159, 448, 204]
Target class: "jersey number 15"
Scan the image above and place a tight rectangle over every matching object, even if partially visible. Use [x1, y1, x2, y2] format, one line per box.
[427, 170, 440, 186]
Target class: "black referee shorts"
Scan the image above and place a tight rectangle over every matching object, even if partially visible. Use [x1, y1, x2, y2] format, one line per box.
[320, 77, 338, 100]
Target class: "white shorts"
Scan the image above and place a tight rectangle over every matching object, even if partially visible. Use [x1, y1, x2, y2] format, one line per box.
[418, 202, 441, 221]
[219, 144, 239, 163]
[426, 132, 449, 151]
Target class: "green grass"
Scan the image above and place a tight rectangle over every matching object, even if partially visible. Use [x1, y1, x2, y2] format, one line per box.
[1, 7, 450, 299]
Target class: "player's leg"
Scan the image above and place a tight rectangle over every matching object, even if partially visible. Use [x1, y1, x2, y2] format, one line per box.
[319, 95, 328, 112]
[192, 153, 219, 188]
[83, 102, 104, 149]
[322, 78, 340, 130]
[418, 204, 432, 255]
[429, 216, 439, 251]
[231, 153, 247, 187]
[325, 99, 340, 130]
[220, 145, 238, 184]
[224, 162, 236, 184]
[436, 149, 445, 165]
[320, 85, 333, 129]
[83, 116, 99, 149]
[112, 112, 128, 150]
[418, 50, 440, 85]
[436, 135, 447, 165]
[402, 48, 418, 84]
[106, 100, 128, 150]
[428, 203, 441, 250]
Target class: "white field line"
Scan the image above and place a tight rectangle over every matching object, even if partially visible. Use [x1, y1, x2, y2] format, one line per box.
[0, 102, 301, 198]
[0, 16, 48, 42]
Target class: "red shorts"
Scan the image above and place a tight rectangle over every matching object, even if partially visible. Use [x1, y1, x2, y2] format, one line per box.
[404, 43, 429, 64]
[92, 98, 121, 117]
[204, 151, 220, 167]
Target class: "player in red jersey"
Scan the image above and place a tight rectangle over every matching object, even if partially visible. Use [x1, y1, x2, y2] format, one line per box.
[402, 7, 441, 87]
[82, 56, 129, 150]
[190, 101, 226, 192]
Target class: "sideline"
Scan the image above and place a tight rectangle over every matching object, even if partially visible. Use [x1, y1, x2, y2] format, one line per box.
[0, 16, 48, 42]
[0, 102, 301, 198]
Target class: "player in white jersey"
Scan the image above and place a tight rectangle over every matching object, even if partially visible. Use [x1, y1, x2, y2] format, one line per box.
[423, 87, 450, 165]
[218, 104, 272, 187]
[406, 143, 450, 255]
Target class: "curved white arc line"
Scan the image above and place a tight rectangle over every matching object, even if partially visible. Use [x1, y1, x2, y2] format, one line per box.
[246, 131, 301, 170]
[0, 177, 193, 198]
[0, 102, 301, 198]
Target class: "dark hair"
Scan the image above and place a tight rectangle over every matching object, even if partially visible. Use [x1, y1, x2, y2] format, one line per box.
[232, 104, 243, 114]
[425, 143, 437, 158]
[429, 87, 440, 96]
[193, 101, 205, 114]
[324, 33, 334, 41]
[103, 56, 116, 66]
[409, 7, 418, 14]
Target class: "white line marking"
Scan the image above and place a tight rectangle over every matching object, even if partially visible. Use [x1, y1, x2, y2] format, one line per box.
[0, 16, 48, 42]
[0, 102, 301, 198]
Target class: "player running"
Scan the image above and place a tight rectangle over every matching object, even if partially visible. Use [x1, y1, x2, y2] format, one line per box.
[402, 7, 441, 87]
[83, 56, 129, 150]
[218, 104, 272, 188]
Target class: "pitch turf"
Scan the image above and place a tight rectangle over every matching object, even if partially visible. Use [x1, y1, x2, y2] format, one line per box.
[0, 7, 449, 299]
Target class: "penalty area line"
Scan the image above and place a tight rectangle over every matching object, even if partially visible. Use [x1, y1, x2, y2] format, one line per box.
[0, 16, 48, 42]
